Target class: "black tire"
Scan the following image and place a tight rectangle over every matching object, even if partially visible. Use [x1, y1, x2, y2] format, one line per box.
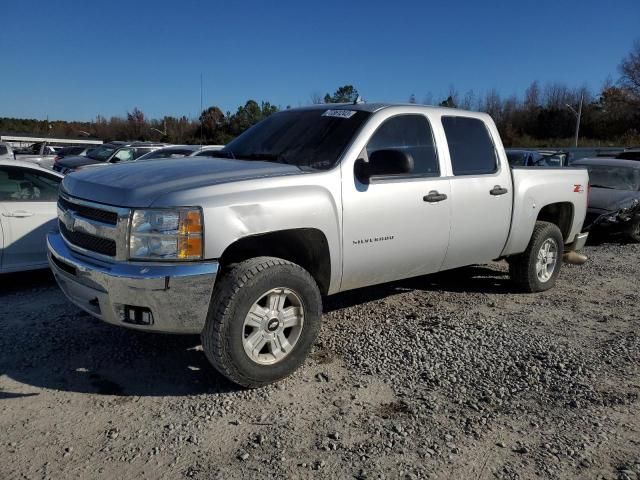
[626, 217, 640, 243]
[201, 256, 322, 388]
[509, 221, 564, 293]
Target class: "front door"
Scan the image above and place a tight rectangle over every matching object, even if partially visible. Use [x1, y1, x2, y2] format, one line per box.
[0, 166, 60, 271]
[341, 113, 451, 291]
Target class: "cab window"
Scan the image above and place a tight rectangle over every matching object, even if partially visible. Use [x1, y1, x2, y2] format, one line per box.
[442, 116, 498, 176]
[366, 114, 439, 176]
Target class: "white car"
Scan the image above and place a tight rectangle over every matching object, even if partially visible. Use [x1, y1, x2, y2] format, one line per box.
[130, 145, 226, 162]
[0, 143, 15, 161]
[0, 160, 63, 273]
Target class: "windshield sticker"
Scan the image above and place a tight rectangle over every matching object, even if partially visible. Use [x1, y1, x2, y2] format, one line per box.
[322, 110, 357, 119]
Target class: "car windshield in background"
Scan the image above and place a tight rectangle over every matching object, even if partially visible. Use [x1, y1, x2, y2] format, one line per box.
[586, 165, 640, 191]
[147, 149, 195, 159]
[215, 109, 371, 170]
[86, 145, 116, 161]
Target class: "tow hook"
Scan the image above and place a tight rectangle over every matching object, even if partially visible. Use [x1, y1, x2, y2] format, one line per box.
[563, 251, 588, 265]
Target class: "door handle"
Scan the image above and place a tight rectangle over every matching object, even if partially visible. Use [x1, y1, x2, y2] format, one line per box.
[490, 185, 509, 196]
[423, 191, 448, 203]
[3, 211, 34, 218]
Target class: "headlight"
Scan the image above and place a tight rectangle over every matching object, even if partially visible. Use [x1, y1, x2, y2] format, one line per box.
[129, 208, 203, 260]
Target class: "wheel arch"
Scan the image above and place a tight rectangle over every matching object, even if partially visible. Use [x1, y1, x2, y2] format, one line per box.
[536, 202, 574, 241]
[218, 228, 332, 295]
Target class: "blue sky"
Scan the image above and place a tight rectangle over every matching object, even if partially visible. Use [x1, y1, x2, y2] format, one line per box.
[1, 0, 638, 121]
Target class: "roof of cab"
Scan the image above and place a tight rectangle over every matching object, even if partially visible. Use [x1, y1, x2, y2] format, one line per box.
[287, 102, 485, 116]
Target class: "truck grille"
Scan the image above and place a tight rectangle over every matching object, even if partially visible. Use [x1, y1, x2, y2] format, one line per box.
[57, 192, 129, 260]
[58, 196, 118, 225]
[59, 222, 117, 256]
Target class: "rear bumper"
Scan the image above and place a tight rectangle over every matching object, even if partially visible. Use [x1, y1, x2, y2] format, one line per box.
[566, 232, 588, 251]
[47, 232, 217, 334]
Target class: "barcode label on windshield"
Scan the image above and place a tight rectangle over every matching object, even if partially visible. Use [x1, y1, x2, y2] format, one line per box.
[322, 110, 357, 119]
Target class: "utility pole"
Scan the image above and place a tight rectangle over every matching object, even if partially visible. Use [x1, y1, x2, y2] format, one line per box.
[200, 73, 204, 147]
[565, 93, 584, 148]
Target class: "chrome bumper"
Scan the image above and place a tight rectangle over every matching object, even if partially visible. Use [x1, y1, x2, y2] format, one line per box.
[567, 232, 589, 251]
[47, 232, 218, 334]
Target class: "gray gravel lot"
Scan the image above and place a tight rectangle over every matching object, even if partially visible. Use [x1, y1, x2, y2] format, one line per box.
[1, 241, 638, 479]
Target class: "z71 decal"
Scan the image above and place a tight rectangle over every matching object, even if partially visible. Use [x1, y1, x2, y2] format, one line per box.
[573, 184, 584, 193]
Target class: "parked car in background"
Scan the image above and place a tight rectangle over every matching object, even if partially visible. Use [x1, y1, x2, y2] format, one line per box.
[0, 160, 63, 273]
[189, 145, 225, 157]
[616, 148, 640, 161]
[506, 149, 570, 167]
[573, 158, 640, 242]
[506, 149, 545, 167]
[53, 142, 167, 174]
[89, 145, 226, 165]
[135, 145, 203, 161]
[48, 103, 589, 388]
[537, 150, 570, 167]
[0, 143, 14, 161]
[53, 145, 94, 164]
[14, 142, 61, 170]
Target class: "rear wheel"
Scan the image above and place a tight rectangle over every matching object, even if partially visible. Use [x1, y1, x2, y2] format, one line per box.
[201, 256, 322, 388]
[509, 221, 564, 293]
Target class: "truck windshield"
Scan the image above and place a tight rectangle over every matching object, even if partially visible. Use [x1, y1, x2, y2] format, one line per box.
[86, 145, 117, 161]
[586, 165, 640, 191]
[214, 109, 371, 170]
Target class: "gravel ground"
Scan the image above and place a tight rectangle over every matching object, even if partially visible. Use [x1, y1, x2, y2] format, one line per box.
[1, 241, 639, 479]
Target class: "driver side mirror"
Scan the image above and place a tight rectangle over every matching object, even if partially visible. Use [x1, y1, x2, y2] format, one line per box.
[355, 149, 414, 183]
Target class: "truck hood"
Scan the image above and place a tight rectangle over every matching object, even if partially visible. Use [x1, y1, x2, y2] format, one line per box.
[61, 157, 303, 207]
[588, 187, 640, 213]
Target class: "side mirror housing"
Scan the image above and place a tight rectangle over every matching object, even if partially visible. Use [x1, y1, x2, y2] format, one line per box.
[355, 149, 413, 183]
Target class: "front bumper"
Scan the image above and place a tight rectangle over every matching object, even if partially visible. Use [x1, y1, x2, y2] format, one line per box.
[47, 232, 218, 334]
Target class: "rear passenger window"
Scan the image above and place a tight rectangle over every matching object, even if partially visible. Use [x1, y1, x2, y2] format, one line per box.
[367, 115, 439, 176]
[442, 116, 498, 175]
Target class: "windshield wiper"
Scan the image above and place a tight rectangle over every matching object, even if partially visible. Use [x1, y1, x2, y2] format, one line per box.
[590, 184, 616, 189]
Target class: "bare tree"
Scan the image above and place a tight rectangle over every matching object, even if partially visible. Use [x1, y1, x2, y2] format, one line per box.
[543, 82, 571, 109]
[481, 89, 502, 122]
[619, 40, 640, 96]
[460, 90, 476, 110]
[524, 81, 540, 109]
[310, 92, 323, 104]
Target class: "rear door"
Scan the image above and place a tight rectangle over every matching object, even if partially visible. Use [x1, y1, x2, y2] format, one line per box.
[440, 115, 512, 270]
[341, 113, 451, 290]
[0, 166, 60, 271]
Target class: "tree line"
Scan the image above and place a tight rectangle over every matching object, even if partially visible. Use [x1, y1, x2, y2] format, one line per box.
[1, 41, 639, 148]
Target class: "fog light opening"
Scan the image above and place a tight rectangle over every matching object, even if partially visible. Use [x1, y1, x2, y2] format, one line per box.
[122, 306, 154, 326]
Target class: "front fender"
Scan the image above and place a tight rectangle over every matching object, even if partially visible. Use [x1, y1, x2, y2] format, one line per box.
[153, 171, 343, 293]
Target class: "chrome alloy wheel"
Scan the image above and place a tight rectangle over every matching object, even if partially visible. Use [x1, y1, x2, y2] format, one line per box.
[242, 287, 304, 365]
[536, 238, 558, 283]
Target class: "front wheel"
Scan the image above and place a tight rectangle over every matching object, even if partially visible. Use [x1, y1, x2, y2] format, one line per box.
[201, 257, 322, 388]
[509, 221, 564, 293]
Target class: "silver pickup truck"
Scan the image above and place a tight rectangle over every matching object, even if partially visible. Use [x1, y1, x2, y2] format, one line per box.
[47, 103, 589, 387]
